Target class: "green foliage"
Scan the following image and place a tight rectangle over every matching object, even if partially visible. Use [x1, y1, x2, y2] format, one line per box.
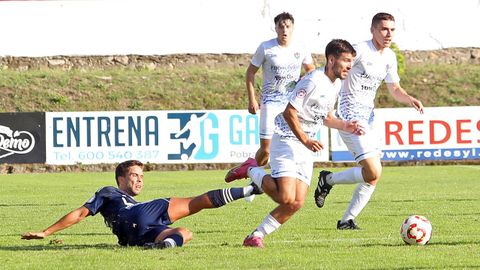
[128, 100, 143, 110]
[48, 93, 68, 105]
[1, 166, 479, 269]
[391, 42, 406, 76]
[0, 62, 479, 113]
[374, 63, 480, 108]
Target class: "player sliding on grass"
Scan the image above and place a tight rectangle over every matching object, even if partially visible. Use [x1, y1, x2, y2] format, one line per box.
[22, 159, 262, 249]
[225, 39, 365, 248]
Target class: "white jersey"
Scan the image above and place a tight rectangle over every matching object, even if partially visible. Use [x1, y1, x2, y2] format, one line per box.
[337, 40, 400, 124]
[251, 38, 313, 105]
[274, 68, 341, 140]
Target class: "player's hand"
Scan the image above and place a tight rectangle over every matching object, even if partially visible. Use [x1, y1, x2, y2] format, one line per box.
[344, 121, 366, 135]
[248, 100, 259, 114]
[21, 231, 46, 240]
[411, 98, 424, 114]
[305, 139, 324, 152]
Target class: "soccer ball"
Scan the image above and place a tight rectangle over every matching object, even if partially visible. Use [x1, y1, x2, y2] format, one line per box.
[400, 215, 432, 245]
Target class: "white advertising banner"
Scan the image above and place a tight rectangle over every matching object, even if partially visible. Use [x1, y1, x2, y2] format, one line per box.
[45, 110, 330, 165]
[331, 106, 480, 162]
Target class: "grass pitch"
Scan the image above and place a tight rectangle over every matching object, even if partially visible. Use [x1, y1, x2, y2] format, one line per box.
[1, 165, 479, 269]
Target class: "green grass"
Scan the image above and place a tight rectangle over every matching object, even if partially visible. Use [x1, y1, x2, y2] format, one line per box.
[0, 63, 479, 112]
[1, 165, 479, 269]
[376, 63, 480, 108]
[0, 68, 247, 112]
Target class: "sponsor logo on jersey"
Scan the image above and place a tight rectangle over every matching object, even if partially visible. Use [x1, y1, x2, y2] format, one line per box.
[296, 88, 307, 99]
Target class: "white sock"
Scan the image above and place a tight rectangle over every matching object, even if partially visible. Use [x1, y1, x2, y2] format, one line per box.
[341, 182, 376, 222]
[329, 167, 364, 185]
[248, 167, 266, 192]
[243, 185, 254, 196]
[251, 214, 281, 238]
[163, 238, 177, 248]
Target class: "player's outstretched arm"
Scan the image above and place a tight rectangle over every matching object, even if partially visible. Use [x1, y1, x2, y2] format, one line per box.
[387, 82, 424, 114]
[21, 206, 90, 240]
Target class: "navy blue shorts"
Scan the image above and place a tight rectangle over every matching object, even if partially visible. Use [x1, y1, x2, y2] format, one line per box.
[115, 198, 173, 246]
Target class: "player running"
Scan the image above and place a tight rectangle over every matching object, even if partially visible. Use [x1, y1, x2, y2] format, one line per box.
[245, 12, 315, 167]
[313, 12, 424, 230]
[225, 39, 364, 248]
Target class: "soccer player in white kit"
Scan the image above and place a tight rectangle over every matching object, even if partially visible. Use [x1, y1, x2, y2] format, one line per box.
[225, 39, 365, 247]
[314, 12, 424, 230]
[245, 12, 315, 166]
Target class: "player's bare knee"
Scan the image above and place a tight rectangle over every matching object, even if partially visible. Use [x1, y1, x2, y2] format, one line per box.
[256, 156, 269, 167]
[283, 200, 303, 213]
[292, 199, 304, 211]
[363, 166, 382, 184]
[255, 149, 270, 166]
[277, 193, 296, 205]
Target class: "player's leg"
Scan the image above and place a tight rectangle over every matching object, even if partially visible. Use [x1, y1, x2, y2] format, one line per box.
[255, 138, 271, 166]
[314, 127, 380, 208]
[255, 103, 284, 166]
[244, 149, 313, 247]
[330, 129, 381, 184]
[167, 184, 261, 222]
[337, 155, 381, 229]
[248, 135, 310, 203]
[224, 105, 273, 178]
[143, 227, 192, 249]
[246, 167, 285, 203]
[270, 179, 308, 223]
[358, 155, 382, 184]
[155, 227, 189, 247]
[125, 201, 188, 249]
[244, 179, 308, 248]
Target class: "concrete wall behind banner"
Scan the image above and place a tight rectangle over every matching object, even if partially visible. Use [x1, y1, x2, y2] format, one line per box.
[331, 106, 480, 162]
[0, 0, 479, 57]
[0, 112, 46, 164]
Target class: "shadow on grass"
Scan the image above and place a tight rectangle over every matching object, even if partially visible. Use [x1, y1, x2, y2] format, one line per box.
[358, 239, 479, 247]
[0, 243, 120, 251]
[0, 203, 67, 207]
[1, 232, 111, 237]
[387, 198, 478, 203]
[327, 198, 479, 205]
[380, 212, 480, 217]
[365, 265, 480, 270]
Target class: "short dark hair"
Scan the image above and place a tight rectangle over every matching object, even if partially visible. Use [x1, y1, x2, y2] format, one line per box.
[274, 12, 294, 25]
[115, 160, 144, 185]
[325, 39, 356, 59]
[371, 12, 395, 27]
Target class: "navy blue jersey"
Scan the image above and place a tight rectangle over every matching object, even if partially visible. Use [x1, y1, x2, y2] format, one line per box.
[83, 186, 172, 246]
[84, 186, 137, 225]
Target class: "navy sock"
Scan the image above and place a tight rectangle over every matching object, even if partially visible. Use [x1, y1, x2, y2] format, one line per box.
[207, 188, 244, 207]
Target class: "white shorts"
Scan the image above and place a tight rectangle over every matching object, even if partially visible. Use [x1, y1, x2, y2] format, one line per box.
[339, 123, 381, 163]
[259, 104, 286, 139]
[269, 134, 314, 185]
